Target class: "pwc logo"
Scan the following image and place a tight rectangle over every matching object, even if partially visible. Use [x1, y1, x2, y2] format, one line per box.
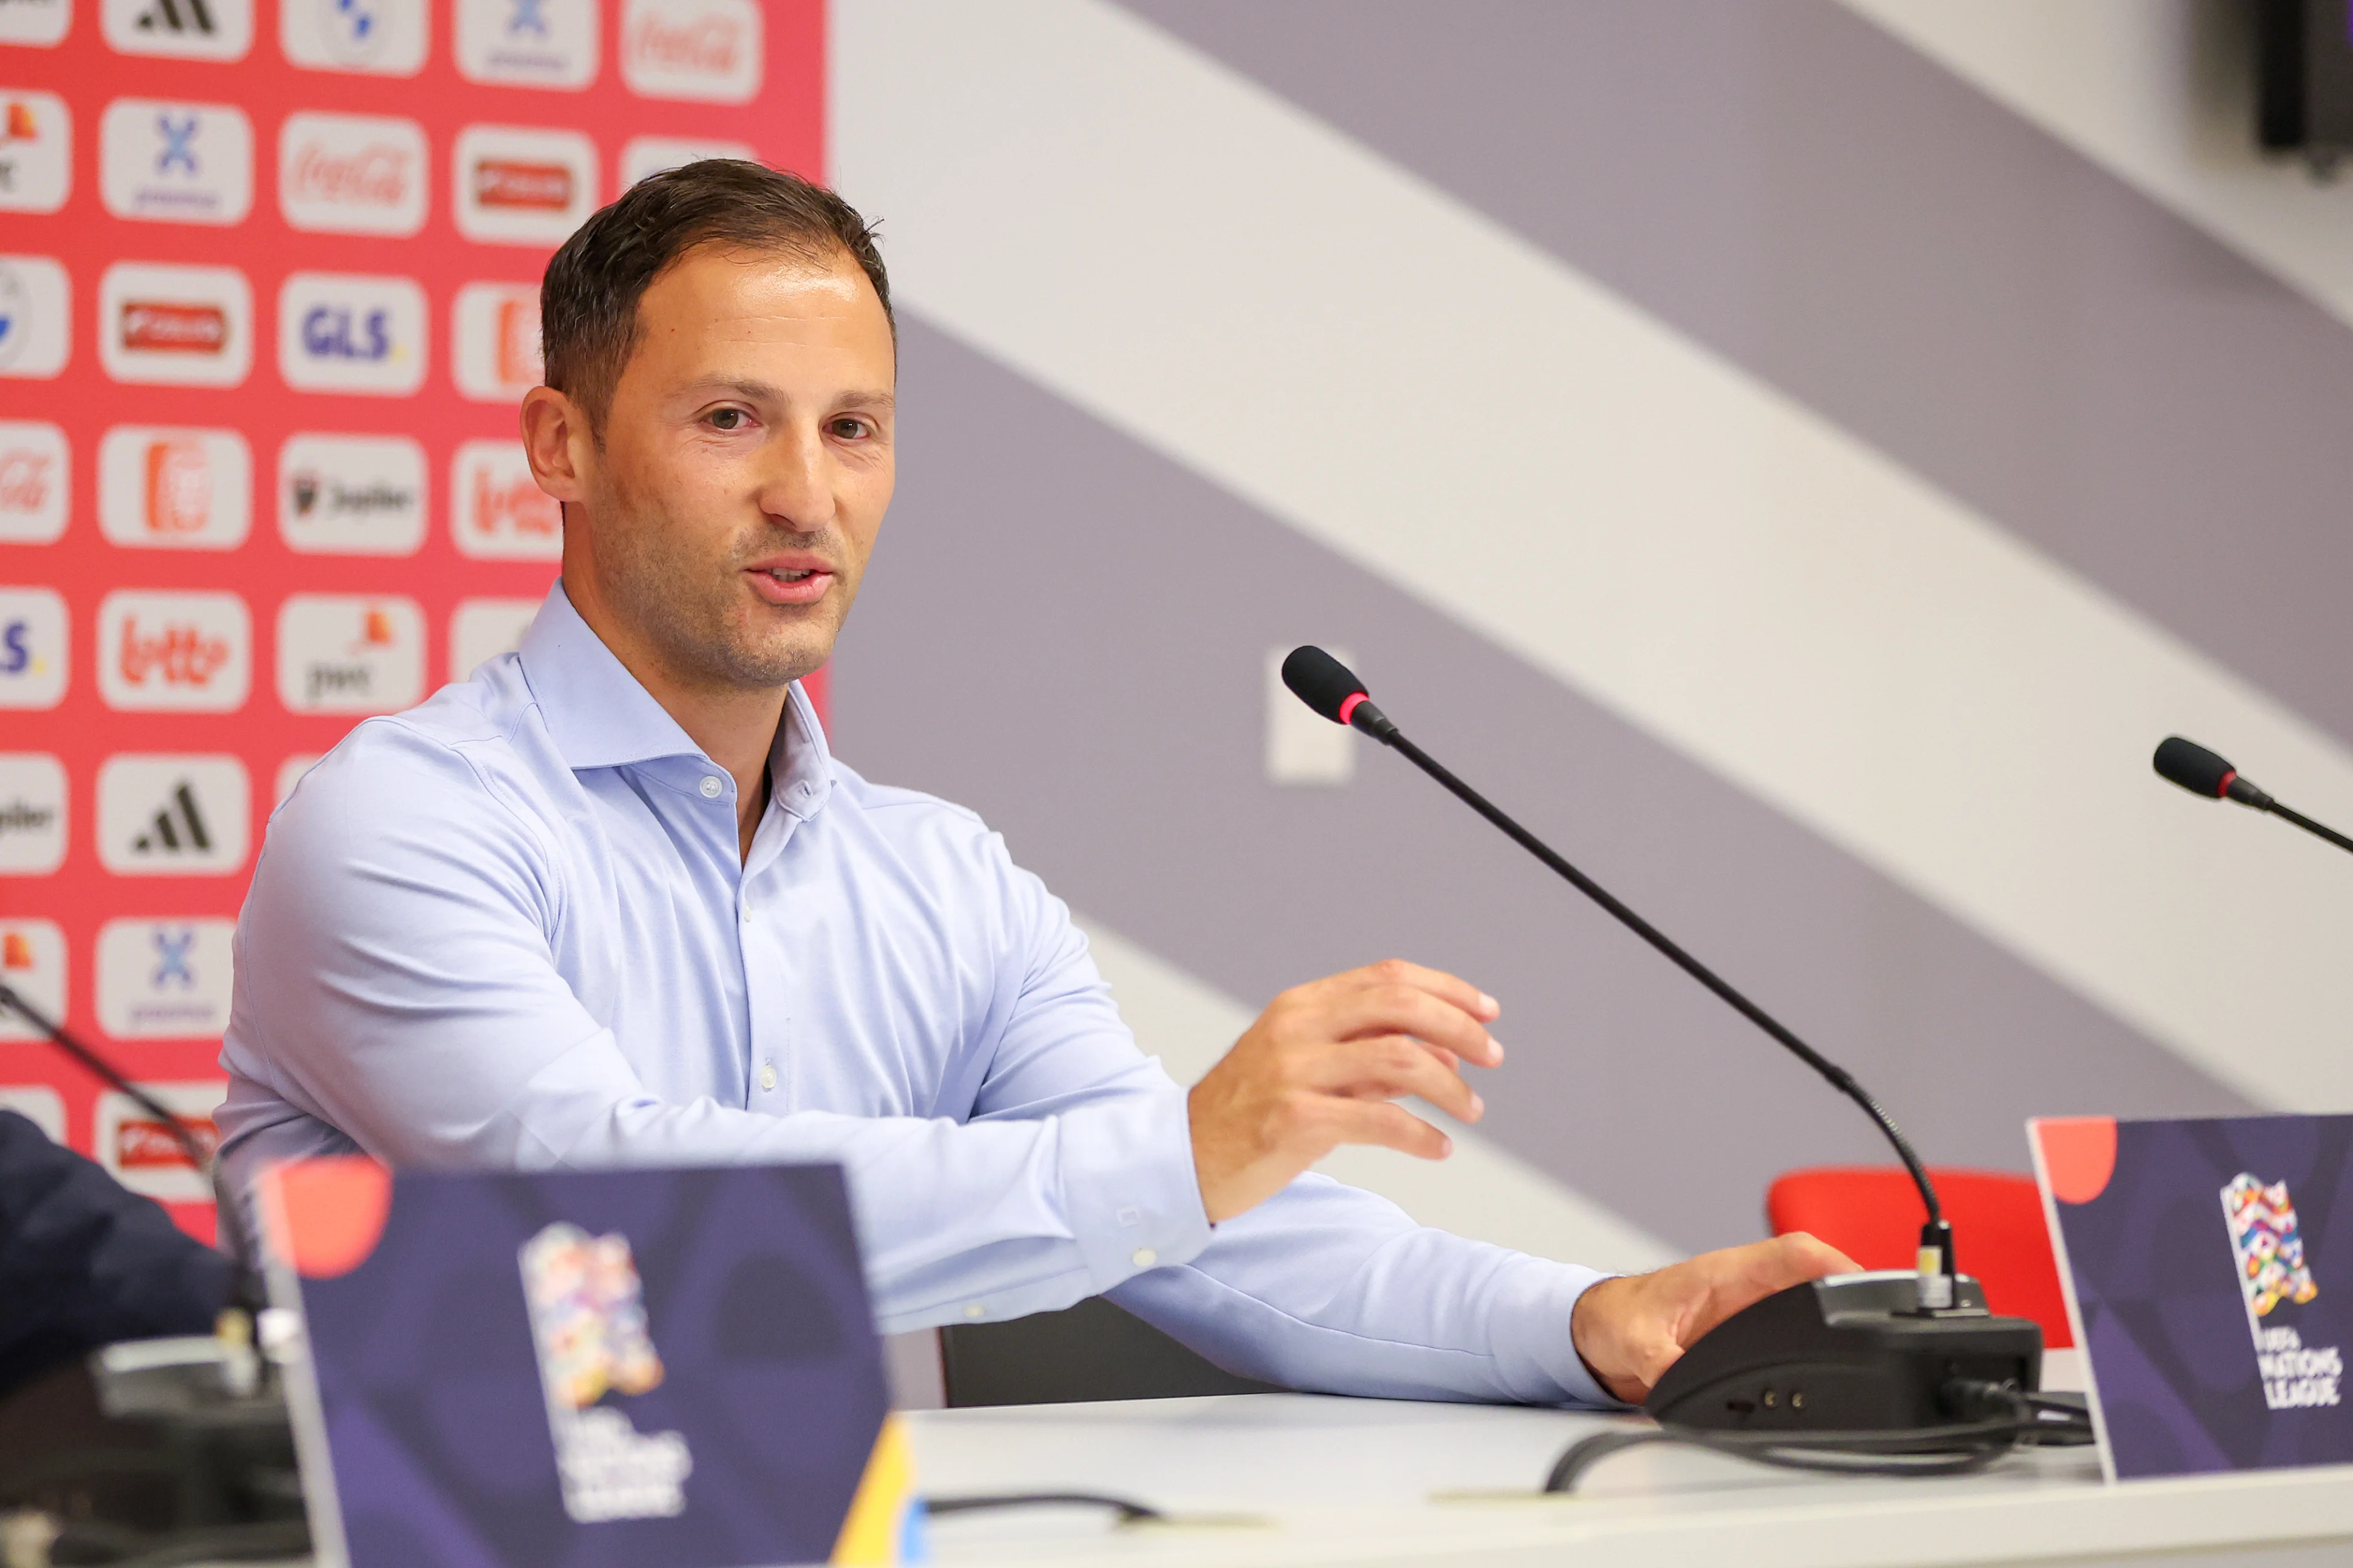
[99, 262, 252, 386]
[0, 919, 65, 1040]
[456, 0, 597, 88]
[278, 593, 424, 714]
[103, 0, 254, 60]
[279, 111, 427, 236]
[0, 90, 71, 213]
[0, 752, 66, 874]
[452, 281, 542, 401]
[0, 420, 68, 544]
[279, 433, 426, 555]
[96, 589, 251, 713]
[621, 0, 759, 104]
[453, 124, 596, 245]
[451, 440, 562, 559]
[0, 255, 71, 379]
[282, 0, 430, 75]
[97, 426, 251, 550]
[278, 271, 426, 396]
[97, 917, 235, 1039]
[0, 586, 66, 709]
[94, 1081, 225, 1203]
[96, 754, 249, 876]
[99, 98, 254, 225]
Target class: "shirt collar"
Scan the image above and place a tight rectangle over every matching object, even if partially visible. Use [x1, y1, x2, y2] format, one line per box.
[517, 581, 836, 816]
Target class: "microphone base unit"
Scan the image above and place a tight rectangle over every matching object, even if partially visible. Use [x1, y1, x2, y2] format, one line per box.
[1645, 1271, 2043, 1436]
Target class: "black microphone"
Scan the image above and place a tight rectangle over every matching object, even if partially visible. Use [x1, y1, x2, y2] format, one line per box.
[1279, 646, 1957, 1293]
[2153, 736, 2353, 855]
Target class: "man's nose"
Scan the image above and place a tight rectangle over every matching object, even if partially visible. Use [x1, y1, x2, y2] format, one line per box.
[756, 423, 839, 532]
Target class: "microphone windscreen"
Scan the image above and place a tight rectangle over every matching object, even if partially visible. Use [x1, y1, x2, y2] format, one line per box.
[2154, 736, 2235, 798]
[1283, 646, 1367, 724]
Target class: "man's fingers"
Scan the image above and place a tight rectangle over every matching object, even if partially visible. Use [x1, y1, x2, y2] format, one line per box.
[1322, 983, 1502, 1069]
[1311, 1034, 1483, 1123]
[1345, 960, 1501, 1029]
[1322, 1097, 1452, 1161]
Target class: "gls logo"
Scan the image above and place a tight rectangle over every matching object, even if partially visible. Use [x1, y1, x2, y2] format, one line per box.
[0, 91, 72, 213]
[277, 593, 423, 713]
[456, 0, 596, 88]
[277, 272, 425, 395]
[0, 420, 69, 544]
[97, 589, 252, 712]
[281, 0, 430, 75]
[102, 0, 255, 60]
[0, 586, 67, 709]
[278, 112, 426, 235]
[0, 752, 67, 874]
[97, 918, 235, 1039]
[99, 261, 253, 387]
[0, 920, 65, 1040]
[98, 426, 252, 550]
[99, 98, 254, 225]
[278, 433, 426, 555]
[96, 754, 249, 876]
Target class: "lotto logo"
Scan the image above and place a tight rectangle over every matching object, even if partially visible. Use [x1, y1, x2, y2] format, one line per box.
[453, 282, 542, 401]
[450, 597, 540, 680]
[455, 0, 597, 89]
[94, 1081, 225, 1202]
[277, 593, 424, 714]
[0, 586, 67, 710]
[100, 99, 254, 225]
[98, 426, 252, 550]
[0, 753, 67, 874]
[278, 433, 426, 555]
[97, 589, 251, 712]
[451, 440, 562, 559]
[97, 918, 236, 1039]
[453, 124, 596, 245]
[278, 272, 426, 396]
[279, 112, 427, 235]
[99, 262, 252, 386]
[103, 0, 254, 59]
[621, 0, 760, 104]
[0, 0, 70, 47]
[617, 135, 752, 194]
[0, 919, 64, 1039]
[0, 91, 71, 213]
[97, 754, 249, 876]
[0, 421, 68, 544]
[281, 0, 430, 75]
[0, 256, 71, 380]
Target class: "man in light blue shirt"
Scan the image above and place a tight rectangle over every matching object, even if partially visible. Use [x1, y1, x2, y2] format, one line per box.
[219, 162, 1848, 1407]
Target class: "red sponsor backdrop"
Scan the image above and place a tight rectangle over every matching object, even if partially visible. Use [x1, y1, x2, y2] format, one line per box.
[1, 0, 823, 1238]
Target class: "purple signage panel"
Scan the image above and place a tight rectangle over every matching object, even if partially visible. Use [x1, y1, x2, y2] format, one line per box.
[2031, 1115, 2352, 1482]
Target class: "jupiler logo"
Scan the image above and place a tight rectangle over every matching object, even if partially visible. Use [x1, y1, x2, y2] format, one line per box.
[278, 434, 426, 555]
[2223, 1173, 2341, 1411]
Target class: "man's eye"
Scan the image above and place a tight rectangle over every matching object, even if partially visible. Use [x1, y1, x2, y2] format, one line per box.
[709, 409, 746, 430]
[830, 418, 868, 439]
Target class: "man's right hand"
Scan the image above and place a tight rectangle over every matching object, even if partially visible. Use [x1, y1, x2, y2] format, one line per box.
[1186, 960, 1504, 1223]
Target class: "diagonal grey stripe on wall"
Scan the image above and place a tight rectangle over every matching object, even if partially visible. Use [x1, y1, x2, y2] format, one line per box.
[1118, 0, 2353, 749]
[832, 317, 2248, 1257]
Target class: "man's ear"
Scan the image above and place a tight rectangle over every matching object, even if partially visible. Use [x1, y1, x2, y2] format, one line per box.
[520, 385, 592, 504]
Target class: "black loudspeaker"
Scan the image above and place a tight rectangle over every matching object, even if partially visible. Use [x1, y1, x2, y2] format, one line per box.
[2257, 0, 2353, 175]
[939, 1297, 1282, 1407]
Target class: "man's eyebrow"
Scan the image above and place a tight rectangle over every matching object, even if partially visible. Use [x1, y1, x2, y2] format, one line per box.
[688, 379, 894, 411]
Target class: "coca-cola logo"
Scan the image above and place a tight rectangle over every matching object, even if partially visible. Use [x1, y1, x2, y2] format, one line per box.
[120, 301, 227, 354]
[115, 1115, 221, 1170]
[116, 616, 233, 688]
[627, 11, 741, 74]
[473, 159, 572, 211]
[287, 139, 414, 208]
[0, 449, 51, 514]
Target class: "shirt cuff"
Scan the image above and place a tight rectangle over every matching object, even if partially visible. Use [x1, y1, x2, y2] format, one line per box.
[1485, 1256, 1629, 1409]
[1056, 1086, 1214, 1293]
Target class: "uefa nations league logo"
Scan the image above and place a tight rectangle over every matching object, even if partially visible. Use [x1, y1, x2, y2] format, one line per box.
[2222, 1173, 2341, 1411]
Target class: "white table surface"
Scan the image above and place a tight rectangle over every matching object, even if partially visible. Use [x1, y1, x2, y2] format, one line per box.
[904, 1390, 2353, 1567]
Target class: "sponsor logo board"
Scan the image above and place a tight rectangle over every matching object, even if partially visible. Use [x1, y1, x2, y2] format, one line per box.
[450, 439, 561, 559]
[99, 261, 251, 386]
[0, 420, 68, 544]
[277, 593, 423, 713]
[0, 0, 72, 47]
[621, 0, 759, 103]
[453, 123, 595, 244]
[455, 0, 596, 88]
[96, 917, 235, 1039]
[450, 597, 539, 680]
[0, 753, 66, 874]
[616, 134, 752, 192]
[278, 111, 426, 235]
[278, 433, 426, 555]
[280, 0, 428, 75]
[452, 281, 542, 401]
[0, 918, 64, 1038]
[102, 0, 252, 59]
[97, 426, 251, 550]
[96, 754, 249, 876]
[94, 1080, 225, 1202]
[0, 256, 71, 379]
[277, 271, 426, 395]
[0, 90, 71, 212]
[99, 98, 253, 225]
[0, 1086, 65, 1142]
[0, 586, 66, 709]
[97, 589, 251, 711]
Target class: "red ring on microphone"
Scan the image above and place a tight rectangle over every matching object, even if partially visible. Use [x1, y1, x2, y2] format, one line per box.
[2217, 769, 2237, 800]
[1336, 692, 1368, 727]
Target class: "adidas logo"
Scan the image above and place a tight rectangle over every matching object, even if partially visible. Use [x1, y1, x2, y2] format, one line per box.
[97, 754, 248, 876]
[133, 0, 219, 34]
[104, 0, 252, 61]
[132, 780, 212, 854]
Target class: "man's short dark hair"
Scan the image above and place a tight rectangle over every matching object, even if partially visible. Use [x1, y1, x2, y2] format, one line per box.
[540, 160, 891, 440]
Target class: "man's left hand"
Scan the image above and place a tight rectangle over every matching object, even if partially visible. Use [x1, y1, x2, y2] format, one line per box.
[1568, 1233, 1861, 1404]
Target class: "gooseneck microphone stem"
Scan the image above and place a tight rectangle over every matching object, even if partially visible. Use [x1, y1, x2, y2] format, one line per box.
[1368, 723, 1947, 1237]
[2267, 801, 2353, 856]
[0, 982, 211, 1176]
[2153, 735, 2353, 857]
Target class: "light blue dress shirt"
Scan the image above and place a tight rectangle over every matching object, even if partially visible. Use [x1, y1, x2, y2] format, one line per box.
[218, 584, 1613, 1405]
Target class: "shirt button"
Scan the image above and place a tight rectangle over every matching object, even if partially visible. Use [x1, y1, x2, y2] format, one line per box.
[758, 1064, 778, 1093]
[963, 1304, 986, 1320]
[699, 776, 724, 799]
[1131, 1248, 1158, 1268]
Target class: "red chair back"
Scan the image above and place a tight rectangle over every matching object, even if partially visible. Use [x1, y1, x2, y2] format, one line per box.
[1765, 1167, 2072, 1348]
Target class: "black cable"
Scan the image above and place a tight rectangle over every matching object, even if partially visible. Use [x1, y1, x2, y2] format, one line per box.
[924, 1491, 1165, 1524]
[1543, 1411, 2091, 1494]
